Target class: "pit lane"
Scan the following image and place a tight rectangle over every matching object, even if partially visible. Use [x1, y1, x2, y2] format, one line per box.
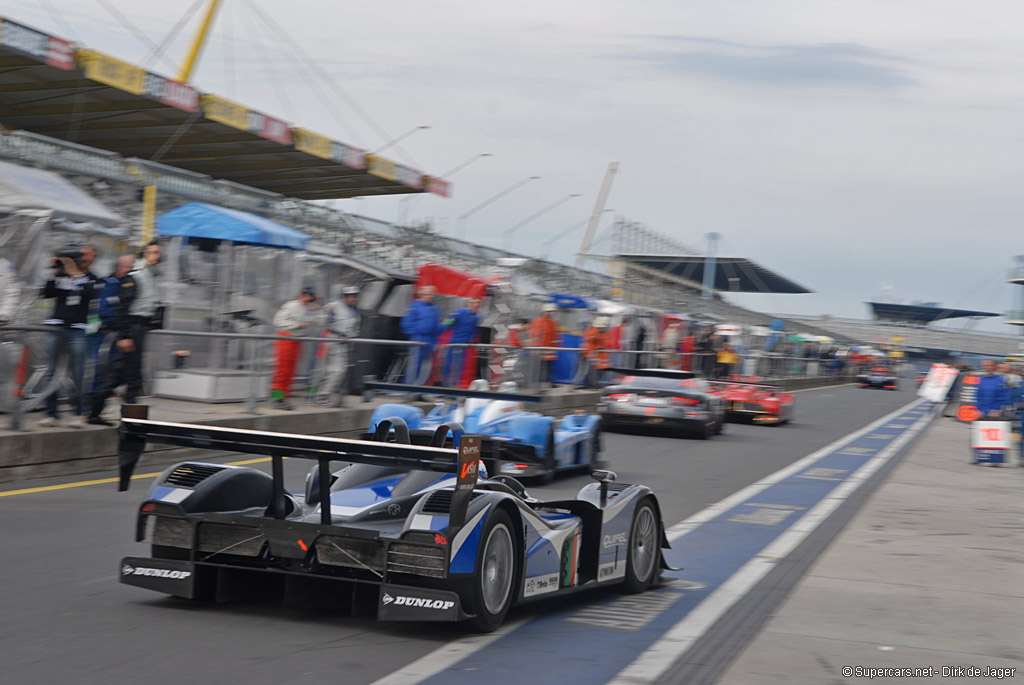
[0, 382, 920, 685]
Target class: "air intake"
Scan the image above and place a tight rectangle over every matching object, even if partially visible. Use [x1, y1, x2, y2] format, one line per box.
[165, 464, 225, 488]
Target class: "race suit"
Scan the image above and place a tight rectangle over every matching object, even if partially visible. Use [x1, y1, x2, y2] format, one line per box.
[316, 300, 360, 401]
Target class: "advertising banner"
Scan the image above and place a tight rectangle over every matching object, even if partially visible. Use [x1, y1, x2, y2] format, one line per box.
[77, 49, 146, 94]
[201, 94, 252, 132]
[143, 73, 199, 112]
[0, 17, 74, 70]
[424, 176, 450, 197]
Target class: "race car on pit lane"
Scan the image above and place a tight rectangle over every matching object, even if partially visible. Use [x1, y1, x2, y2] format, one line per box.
[116, 409, 672, 632]
[705, 378, 795, 425]
[856, 366, 899, 390]
[362, 379, 602, 483]
[597, 368, 725, 439]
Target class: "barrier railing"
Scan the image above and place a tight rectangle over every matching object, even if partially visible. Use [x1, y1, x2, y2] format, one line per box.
[3, 323, 864, 430]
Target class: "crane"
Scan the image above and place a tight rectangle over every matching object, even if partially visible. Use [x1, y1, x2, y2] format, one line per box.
[574, 162, 619, 270]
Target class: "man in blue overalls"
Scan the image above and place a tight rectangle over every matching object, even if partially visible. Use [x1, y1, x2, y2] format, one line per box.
[442, 296, 481, 387]
[401, 285, 440, 385]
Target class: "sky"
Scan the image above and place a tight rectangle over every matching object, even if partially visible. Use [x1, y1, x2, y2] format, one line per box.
[8, 0, 1024, 332]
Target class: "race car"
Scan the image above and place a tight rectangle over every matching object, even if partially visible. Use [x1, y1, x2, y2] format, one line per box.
[363, 380, 602, 483]
[705, 378, 795, 425]
[856, 366, 899, 390]
[116, 408, 671, 633]
[597, 368, 725, 439]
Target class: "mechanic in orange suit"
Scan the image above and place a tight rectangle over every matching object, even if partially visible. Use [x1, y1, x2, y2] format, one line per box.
[528, 303, 559, 388]
[582, 315, 612, 388]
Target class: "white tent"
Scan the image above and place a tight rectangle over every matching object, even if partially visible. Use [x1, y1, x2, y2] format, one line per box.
[0, 159, 123, 230]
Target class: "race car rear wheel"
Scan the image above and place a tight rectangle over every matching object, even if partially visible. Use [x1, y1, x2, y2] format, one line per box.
[623, 499, 659, 593]
[539, 424, 556, 485]
[588, 427, 602, 469]
[469, 509, 518, 632]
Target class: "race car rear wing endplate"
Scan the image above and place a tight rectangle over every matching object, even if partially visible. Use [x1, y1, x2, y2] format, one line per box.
[362, 381, 543, 404]
[117, 406, 481, 526]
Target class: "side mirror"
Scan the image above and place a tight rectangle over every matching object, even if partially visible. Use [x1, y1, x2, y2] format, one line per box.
[591, 469, 617, 483]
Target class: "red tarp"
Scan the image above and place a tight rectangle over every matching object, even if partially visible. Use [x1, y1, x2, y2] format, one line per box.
[417, 263, 489, 298]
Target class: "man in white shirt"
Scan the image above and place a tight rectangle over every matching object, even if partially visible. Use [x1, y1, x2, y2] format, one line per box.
[272, 288, 320, 410]
[314, 285, 361, 406]
[0, 258, 18, 325]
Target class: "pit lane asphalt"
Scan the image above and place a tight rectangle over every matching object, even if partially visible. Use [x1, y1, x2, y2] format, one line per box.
[0, 382, 918, 685]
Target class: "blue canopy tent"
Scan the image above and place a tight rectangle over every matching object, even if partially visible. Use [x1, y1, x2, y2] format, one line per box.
[157, 202, 310, 249]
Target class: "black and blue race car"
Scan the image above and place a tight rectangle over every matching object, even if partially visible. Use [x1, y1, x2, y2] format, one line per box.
[363, 380, 602, 483]
[116, 408, 671, 632]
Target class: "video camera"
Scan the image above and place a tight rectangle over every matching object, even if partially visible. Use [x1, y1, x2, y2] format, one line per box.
[51, 247, 84, 277]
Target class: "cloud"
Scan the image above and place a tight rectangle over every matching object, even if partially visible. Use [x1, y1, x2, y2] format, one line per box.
[627, 36, 917, 89]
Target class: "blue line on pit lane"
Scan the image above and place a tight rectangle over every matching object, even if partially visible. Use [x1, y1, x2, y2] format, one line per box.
[418, 403, 929, 685]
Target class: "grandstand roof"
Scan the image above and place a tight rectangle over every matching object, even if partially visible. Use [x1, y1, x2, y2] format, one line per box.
[0, 15, 448, 201]
[867, 302, 999, 324]
[617, 254, 813, 294]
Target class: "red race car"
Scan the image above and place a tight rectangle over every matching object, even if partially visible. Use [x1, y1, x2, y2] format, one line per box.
[705, 377, 795, 425]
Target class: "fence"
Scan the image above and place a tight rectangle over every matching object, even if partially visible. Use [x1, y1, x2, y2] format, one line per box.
[3, 323, 869, 430]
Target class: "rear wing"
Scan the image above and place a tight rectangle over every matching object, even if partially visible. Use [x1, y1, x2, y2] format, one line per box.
[362, 381, 543, 404]
[117, 406, 483, 527]
[607, 368, 696, 380]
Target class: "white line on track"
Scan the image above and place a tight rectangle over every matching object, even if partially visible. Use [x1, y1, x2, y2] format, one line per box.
[372, 397, 931, 685]
[608, 400, 934, 685]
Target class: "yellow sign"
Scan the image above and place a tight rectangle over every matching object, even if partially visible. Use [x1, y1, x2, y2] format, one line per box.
[77, 49, 145, 94]
[292, 128, 333, 160]
[366, 154, 397, 182]
[200, 94, 250, 131]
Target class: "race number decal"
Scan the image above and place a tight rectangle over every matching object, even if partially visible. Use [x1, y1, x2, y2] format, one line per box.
[971, 420, 1011, 450]
[450, 435, 482, 528]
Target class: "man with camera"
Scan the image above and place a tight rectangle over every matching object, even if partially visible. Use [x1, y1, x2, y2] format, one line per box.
[87, 241, 162, 426]
[37, 245, 99, 427]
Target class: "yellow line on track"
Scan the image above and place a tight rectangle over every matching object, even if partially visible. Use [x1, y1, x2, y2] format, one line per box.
[0, 457, 273, 498]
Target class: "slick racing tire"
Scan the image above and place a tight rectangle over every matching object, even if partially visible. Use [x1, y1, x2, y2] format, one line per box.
[588, 427, 602, 470]
[622, 499, 660, 594]
[539, 423, 557, 485]
[468, 508, 519, 632]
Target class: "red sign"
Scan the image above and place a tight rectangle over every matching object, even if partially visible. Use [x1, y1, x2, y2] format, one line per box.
[246, 111, 292, 145]
[425, 176, 451, 198]
[46, 35, 74, 70]
[143, 73, 199, 112]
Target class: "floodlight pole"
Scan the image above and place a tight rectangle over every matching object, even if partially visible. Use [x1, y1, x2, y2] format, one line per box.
[178, 0, 222, 83]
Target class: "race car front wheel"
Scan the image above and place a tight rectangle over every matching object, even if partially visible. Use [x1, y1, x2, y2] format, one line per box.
[469, 508, 518, 632]
[622, 499, 659, 593]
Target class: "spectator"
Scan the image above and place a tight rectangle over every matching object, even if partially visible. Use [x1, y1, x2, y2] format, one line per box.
[86, 255, 134, 404]
[582, 315, 612, 388]
[271, 287, 321, 410]
[715, 340, 739, 379]
[314, 285, 360, 406]
[998, 361, 1021, 388]
[442, 295, 481, 387]
[680, 328, 696, 372]
[400, 285, 441, 385]
[87, 242, 163, 425]
[660, 320, 682, 369]
[696, 326, 715, 377]
[37, 247, 100, 428]
[528, 303, 559, 388]
[0, 257, 18, 324]
[976, 359, 1009, 417]
[608, 315, 627, 368]
[633, 318, 647, 369]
